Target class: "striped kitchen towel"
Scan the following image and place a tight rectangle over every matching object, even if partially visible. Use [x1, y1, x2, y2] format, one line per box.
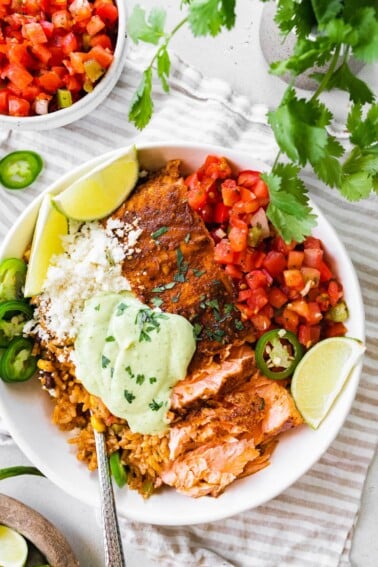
[0, 43, 377, 567]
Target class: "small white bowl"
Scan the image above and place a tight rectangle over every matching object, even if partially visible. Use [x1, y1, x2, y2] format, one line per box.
[0, 1, 127, 131]
[0, 143, 365, 526]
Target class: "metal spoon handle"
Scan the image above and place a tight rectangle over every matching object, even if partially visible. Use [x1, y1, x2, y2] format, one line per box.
[94, 428, 126, 567]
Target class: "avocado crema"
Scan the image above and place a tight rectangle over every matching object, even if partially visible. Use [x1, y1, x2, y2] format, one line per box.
[73, 292, 196, 434]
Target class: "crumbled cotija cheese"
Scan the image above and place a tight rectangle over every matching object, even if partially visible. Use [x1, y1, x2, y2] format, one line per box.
[29, 217, 143, 341]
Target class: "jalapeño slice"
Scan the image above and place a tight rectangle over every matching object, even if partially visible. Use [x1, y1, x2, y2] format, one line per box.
[0, 336, 37, 383]
[0, 151, 43, 189]
[255, 329, 303, 380]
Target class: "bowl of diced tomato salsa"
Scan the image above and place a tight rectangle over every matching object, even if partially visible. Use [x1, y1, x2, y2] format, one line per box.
[0, 0, 126, 130]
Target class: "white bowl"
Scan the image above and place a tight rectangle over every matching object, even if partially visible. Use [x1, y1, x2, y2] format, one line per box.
[0, 142, 365, 525]
[0, 1, 127, 131]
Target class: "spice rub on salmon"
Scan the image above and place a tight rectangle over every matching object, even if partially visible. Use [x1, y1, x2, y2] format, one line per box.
[112, 160, 247, 357]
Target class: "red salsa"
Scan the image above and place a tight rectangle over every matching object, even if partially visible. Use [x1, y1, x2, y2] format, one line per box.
[0, 0, 118, 116]
[185, 155, 348, 350]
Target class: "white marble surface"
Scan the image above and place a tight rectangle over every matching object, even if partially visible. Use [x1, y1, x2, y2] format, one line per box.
[1, 1, 377, 566]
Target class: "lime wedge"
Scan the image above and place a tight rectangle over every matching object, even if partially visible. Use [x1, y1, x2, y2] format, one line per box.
[0, 525, 28, 567]
[291, 337, 365, 429]
[24, 194, 68, 297]
[51, 145, 139, 221]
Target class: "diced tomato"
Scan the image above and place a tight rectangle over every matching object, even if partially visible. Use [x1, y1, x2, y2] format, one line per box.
[22, 22, 47, 44]
[283, 269, 305, 290]
[51, 9, 72, 29]
[61, 31, 79, 54]
[301, 267, 320, 289]
[229, 224, 248, 252]
[234, 248, 256, 272]
[324, 322, 347, 338]
[262, 251, 287, 278]
[221, 179, 240, 206]
[224, 263, 243, 280]
[287, 250, 304, 269]
[298, 324, 321, 348]
[328, 280, 343, 306]
[31, 44, 51, 64]
[86, 14, 105, 36]
[304, 236, 322, 249]
[287, 299, 310, 319]
[40, 19, 55, 39]
[246, 270, 268, 291]
[268, 286, 288, 309]
[213, 202, 229, 224]
[88, 44, 113, 67]
[246, 287, 269, 314]
[303, 247, 323, 268]
[307, 302, 323, 325]
[214, 239, 235, 264]
[95, 2, 118, 26]
[2, 63, 33, 89]
[197, 204, 214, 223]
[250, 313, 271, 332]
[276, 307, 299, 333]
[0, 88, 9, 113]
[203, 155, 233, 180]
[37, 70, 63, 92]
[8, 94, 30, 115]
[90, 33, 112, 50]
[237, 170, 260, 188]
[273, 236, 297, 255]
[187, 185, 207, 210]
[318, 260, 334, 282]
[253, 179, 270, 205]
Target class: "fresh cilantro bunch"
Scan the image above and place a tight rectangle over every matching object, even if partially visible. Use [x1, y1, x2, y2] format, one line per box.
[127, 0, 377, 243]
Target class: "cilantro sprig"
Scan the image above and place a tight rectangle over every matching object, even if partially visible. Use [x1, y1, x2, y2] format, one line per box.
[127, 1, 377, 242]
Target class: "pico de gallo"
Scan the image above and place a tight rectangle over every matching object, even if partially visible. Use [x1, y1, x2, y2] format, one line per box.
[185, 155, 348, 353]
[0, 0, 118, 117]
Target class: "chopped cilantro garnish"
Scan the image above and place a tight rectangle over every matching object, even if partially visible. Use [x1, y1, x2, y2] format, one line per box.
[151, 226, 169, 239]
[135, 307, 168, 342]
[116, 302, 128, 316]
[184, 233, 191, 243]
[151, 297, 163, 308]
[101, 355, 111, 368]
[136, 374, 145, 385]
[193, 269, 206, 277]
[105, 335, 115, 342]
[149, 399, 163, 411]
[152, 282, 176, 292]
[94, 304, 101, 311]
[149, 376, 157, 384]
[124, 390, 136, 404]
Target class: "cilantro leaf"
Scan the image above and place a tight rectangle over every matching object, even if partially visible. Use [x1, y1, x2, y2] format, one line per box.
[157, 45, 171, 93]
[268, 88, 332, 166]
[128, 5, 166, 45]
[311, 0, 344, 26]
[188, 0, 236, 37]
[312, 137, 343, 188]
[274, 0, 316, 38]
[339, 146, 378, 199]
[262, 164, 317, 243]
[128, 68, 153, 130]
[314, 62, 374, 104]
[350, 8, 378, 63]
[347, 103, 378, 149]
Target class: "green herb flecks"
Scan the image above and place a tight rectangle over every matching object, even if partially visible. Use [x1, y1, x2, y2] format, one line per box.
[149, 399, 163, 411]
[152, 281, 176, 293]
[135, 307, 168, 342]
[151, 226, 169, 240]
[151, 297, 164, 308]
[174, 247, 189, 282]
[105, 335, 115, 342]
[149, 376, 157, 384]
[116, 302, 129, 316]
[102, 355, 111, 368]
[124, 390, 136, 404]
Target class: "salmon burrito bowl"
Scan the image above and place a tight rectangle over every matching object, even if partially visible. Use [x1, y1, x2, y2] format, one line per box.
[0, 143, 364, 525]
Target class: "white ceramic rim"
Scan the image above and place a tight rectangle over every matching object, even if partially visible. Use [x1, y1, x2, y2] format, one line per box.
[0, 142, 365, 525]
[0, 1, 127, 131]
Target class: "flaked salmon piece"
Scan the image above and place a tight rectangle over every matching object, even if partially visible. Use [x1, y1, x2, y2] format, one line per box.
[170, 344, 256, 410]
[254, 376, 304, 438]
[161, 438, 260, 497]
[111, 160, 249, 358]
[164, 373, 303, 495]
[169, 380, 265, 459]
